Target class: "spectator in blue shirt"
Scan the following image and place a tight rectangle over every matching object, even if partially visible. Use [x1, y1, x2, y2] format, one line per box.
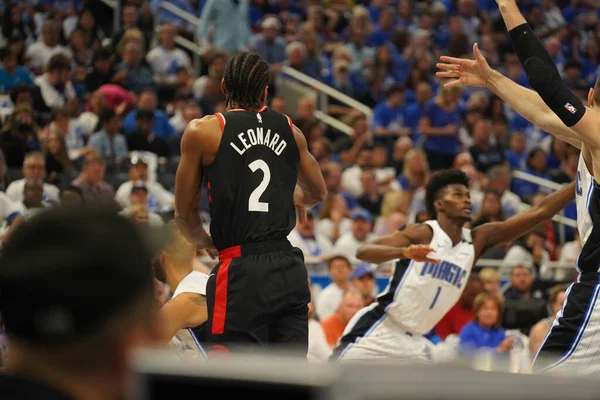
[511, 148, 553, 202]
[402, 81, 433, 143]
[114, 41, 155, 95]
[0, 47, 33, 93]
[419, 85, 463, 171]
[88, 109, 128, 163]
[123, 89, 175, 138]
[460, 293, 514, 355]
[371, 84, 411, 148]
[368, 7, 396, 47]
[250, 17, 287, 75]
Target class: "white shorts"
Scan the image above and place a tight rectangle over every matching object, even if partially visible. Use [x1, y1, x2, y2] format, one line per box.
[337, 315, 435, 363]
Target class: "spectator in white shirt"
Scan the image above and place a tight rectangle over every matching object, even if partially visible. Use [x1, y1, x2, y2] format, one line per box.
[115, 156, 174, 211]
[25, 20, 72, 75]
[316, 254, 353, 320]
[8, 179, 53, 221]
[118, 182, 164, 227]
[557, 230, 581, 281]
[308, 284, 332, 362]
[6, 152, 59, 203]
[332, 208, 377, 264]
[34, 53, 77, 111]
[288, 209, 333, 263]
[487, 165, 522, 218]
[341, 146, 372, 198]
[146, 23, 191, 84]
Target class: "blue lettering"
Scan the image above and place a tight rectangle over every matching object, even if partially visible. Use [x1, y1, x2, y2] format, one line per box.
[577, 171, 583, 196]
[456, 270, 468, 289]
[444, 264, 457, 284]
[436, 261, 449, 279]
[422, 260, 467, 289]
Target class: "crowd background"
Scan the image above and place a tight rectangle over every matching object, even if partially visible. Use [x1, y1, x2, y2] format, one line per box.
[0, 0, 598, 366]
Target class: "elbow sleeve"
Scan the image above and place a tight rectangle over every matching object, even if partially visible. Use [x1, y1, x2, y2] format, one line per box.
[509, 23, 585, 127]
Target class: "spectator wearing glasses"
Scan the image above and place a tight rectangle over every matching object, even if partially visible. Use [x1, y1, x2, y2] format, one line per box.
[5, 152, 60, 203]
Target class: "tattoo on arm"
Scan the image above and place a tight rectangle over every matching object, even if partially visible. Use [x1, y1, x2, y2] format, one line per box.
[191, 294, 207, 306]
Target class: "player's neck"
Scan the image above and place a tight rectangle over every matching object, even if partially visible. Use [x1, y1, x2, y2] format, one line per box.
[437, 215, 464, 246]
[226, 101, 264, 113]
[165, 263, 193, 293]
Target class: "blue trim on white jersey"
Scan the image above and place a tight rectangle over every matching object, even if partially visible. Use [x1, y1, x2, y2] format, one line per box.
[538, 284, 600, 372]
[188, 328, 207, 358]
[338, 261, 414, 360]
[532, 283, 574, 364]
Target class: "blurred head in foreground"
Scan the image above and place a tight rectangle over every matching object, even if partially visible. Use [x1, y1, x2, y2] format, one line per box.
[0, 206, 161, 400]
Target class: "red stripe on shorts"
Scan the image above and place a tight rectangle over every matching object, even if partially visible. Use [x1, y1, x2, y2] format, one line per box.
[211, 259, 231, 334]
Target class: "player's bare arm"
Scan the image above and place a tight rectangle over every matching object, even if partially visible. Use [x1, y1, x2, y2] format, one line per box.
[293, 124, 327, 218]
[158, 292, 208, 343]
[472, 181, 576, 259]
[174, 116, 220, 250]
[437, 43, 582, 149]
[356, 224, 438, 264]
[496, 0, 600, 177]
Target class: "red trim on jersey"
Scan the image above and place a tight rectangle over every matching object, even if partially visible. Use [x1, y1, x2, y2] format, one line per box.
[229, 106, 268, 112]
[215, 113, 225, 130]
[219, 245, 242, 261]
[284, 114, 294, 131]
[211, 259, 232, 335]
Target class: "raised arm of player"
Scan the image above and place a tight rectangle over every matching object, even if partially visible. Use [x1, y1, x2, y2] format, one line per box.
[356, 224, 438, 264]
[496, 0, 600, 168]
[293, 124, 327, 209]
[158, 292, 208, 343]
[437, 43, 582, 149]
[472, 181, 576, 259]
[174, 117, 217, 250]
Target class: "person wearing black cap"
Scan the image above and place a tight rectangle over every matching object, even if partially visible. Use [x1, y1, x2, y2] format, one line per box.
[118, 181, 165, 227]
[0, 207, 161, 399]
[126, 108, 170, 158]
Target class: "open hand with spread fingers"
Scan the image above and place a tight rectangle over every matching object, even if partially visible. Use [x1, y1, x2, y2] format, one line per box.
[404, 245, 439, 263]
[436, 43, 492, 89]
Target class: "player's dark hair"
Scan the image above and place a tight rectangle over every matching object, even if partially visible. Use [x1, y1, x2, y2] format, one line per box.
[223, 52, 270, 111]
[425, 169, 469, 218]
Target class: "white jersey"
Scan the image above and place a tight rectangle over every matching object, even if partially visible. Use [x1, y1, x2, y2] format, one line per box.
[576, 153, 594, 245]
[334, 220, 474, 362]
[380, 220, 475, 334]
[168, 271, 209, 356]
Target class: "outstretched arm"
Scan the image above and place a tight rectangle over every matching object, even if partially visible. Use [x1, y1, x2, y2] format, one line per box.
[437, 43, 581, 149]
[496, 0, 599, 154]
[472, 181, 575, 257]
[356, 224, 437, 264]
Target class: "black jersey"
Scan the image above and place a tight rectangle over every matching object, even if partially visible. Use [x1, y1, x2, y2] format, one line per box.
[205, 107, 300, 251]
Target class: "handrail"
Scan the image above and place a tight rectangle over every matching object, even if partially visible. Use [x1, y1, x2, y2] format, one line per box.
[313, 110, 353, 135]
[516, 203, 577, 228]
[511, 170, 564, 191]
[280, 65, 373, 117]
[155, 1, 201, 26]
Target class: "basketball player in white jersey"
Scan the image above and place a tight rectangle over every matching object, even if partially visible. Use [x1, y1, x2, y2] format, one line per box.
[436, 25, 599, 373]
[157, 222, 209, 356]
[333, 170, 575, 363]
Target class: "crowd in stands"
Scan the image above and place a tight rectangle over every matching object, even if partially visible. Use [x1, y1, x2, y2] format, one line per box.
[0, 0, 598, 365]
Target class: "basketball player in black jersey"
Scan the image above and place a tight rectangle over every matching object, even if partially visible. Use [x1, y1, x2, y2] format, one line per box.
[175, 53, 327, 355]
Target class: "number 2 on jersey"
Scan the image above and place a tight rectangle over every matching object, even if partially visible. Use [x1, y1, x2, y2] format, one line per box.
[248, 159, 271, 212]
[429, 286, 442, 309]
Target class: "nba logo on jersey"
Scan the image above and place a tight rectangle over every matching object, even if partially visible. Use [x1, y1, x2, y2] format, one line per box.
[564, 103, 577, 114]
[256, 113, 263, 123]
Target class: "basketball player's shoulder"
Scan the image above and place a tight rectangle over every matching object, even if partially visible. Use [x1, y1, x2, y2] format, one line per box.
[182, 116, 222, 148]
[397, 222, 434, 243]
